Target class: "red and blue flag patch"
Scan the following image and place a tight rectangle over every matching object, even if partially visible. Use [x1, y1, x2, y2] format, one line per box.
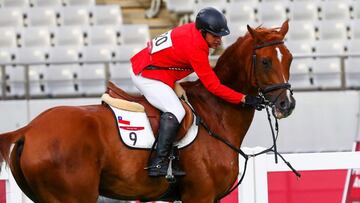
[118, 116, 130, 125]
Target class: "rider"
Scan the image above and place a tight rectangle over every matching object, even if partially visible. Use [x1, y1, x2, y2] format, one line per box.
[130, 7, 264, 177]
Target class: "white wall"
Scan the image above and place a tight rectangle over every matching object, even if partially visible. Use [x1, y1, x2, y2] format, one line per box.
[243, 90, 360, 152]
[0, 91, 359, 153]
[0, 100, 28, 132]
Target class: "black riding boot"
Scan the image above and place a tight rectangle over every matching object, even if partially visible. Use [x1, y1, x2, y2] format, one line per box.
[148, 112, 186, 177]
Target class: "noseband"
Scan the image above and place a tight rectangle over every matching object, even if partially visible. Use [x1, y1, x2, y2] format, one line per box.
[251, 40, 293, 103]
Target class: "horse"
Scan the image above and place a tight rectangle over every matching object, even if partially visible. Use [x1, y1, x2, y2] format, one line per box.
[0, 20, 295, 203]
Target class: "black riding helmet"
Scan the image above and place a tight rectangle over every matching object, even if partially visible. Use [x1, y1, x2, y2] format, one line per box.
[195, 7, 230, 37]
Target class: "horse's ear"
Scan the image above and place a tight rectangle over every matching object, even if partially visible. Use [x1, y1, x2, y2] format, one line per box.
[247, 24, 260, 41]
[279, 19, 289, 37]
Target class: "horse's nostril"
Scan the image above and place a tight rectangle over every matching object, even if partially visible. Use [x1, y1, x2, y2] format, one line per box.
[280, 101, 287, 109]
[279, 101, 289, 110]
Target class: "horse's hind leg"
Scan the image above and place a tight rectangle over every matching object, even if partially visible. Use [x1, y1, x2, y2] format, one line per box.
[18, 142, 101, 203]
[25, 167, 100, 203]
[25, 168, 100, 203]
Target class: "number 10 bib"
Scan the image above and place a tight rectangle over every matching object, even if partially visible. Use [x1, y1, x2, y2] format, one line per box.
[148, 30, 173, 54]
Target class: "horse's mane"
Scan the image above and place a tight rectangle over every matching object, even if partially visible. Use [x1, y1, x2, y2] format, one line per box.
[218, 25, 283, 63]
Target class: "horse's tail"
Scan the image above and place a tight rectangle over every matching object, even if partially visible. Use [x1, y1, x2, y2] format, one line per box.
[0, 127, 26, 166]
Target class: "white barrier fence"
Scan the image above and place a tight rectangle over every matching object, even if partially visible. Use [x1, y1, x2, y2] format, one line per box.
[1, 147, 360, 203]
[0, 164, 29, 203]
[239, 147, 360, 203]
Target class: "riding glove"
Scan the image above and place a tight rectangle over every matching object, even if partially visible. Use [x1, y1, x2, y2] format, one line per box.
[244, 95, 265, 110]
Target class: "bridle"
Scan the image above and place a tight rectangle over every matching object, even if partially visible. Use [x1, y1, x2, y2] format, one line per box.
[251, 39, 293, 105]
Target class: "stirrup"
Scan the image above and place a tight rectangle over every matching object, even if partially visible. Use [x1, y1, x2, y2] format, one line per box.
[165, 155, 176, 182]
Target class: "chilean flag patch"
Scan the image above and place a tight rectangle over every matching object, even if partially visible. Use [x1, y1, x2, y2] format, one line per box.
[118, 116, 130, 125]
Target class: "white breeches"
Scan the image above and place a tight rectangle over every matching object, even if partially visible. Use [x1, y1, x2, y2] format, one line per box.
[130, 71, 185, 122]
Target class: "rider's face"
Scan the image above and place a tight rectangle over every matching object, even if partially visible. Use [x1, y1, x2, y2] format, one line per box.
[205, 32, 222, 49]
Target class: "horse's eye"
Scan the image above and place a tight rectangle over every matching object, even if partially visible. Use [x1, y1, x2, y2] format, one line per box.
[261, 58, 272, 69]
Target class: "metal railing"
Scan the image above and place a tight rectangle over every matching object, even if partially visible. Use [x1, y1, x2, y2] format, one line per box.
[1, 53, 359, 100]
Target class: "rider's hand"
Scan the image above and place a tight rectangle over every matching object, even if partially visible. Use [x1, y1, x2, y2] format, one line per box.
[243, 95, 265, 111]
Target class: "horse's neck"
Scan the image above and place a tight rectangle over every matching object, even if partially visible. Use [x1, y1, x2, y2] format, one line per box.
[186, 38, 257, 152]
[214, 38, 257, 95]
[187, 84, 255, 150]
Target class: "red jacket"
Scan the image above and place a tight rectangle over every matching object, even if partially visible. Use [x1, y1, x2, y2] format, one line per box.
[130, 23, 244, 104]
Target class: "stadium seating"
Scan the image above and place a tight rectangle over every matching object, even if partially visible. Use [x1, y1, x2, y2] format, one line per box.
[109, 62, 137, 92]
[28, 65, 46, 96]
[312, 58, 342, 88]
[287, 21, 316, 41]
[87, 25, 118, 46]
[44, 65, 79, 96]
[0, 8, 24, 27]
[319, 1, 351, 21]
[81, 45, 113, 62]
[0, 67, 2, 88]
[30, 0, 63, 7]
[222, 22, 256, 48]
[19, 27, 52, 48]
[58, 6, 91, 26]
[288, 1, 318, 21]
[289, 58, 313, 89]
[194, 0, 227, 14]
[316, 20, 348, 41]
[25, 7, 58, 27]
[5, 65, 25, 97]
[352, 1, 360, 19]
[113, 44, 143, 62]
[48, 47, 81, 63]
[228, 0, 258, 3]
[226, 2, 256, 24]
[166, 0, 194, 13]
[344, 57, 360, 88]
[349, 19, 360, 40]
[77, 64, 106, 95]
[0, 28, 17, 49]
[2, 0, 29, 7]
[15, 47, 48, 64]
[257, 2, 287, 24]
[346, 39, 360, 54]
[0, 49, 15, 64]
[53, 26, 85, 47]
[285, 41, 313, 55]
[63, 0, 95, 6]
[91, 5, 123, 26]
[314, 40, 345, 55]
[119, 24, 150, 45]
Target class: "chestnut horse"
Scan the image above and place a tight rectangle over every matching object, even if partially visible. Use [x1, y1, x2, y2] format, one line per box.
[0, 20, 295, 203]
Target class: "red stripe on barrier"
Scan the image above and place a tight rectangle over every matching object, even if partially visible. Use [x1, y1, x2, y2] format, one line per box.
[220, 181, 238, 203]
[344, 142, 360, 202]
[0, 180, 6, 203]
[268, 170, 347, 203]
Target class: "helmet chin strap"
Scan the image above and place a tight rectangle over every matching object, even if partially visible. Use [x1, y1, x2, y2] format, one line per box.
[200, 30, 207, 39]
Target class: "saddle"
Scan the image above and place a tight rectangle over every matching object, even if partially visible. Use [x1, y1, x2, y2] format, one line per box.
[105, 81, 194, 140]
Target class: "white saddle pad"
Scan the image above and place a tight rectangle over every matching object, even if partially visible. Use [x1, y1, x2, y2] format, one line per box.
[108, 105, 198, 149]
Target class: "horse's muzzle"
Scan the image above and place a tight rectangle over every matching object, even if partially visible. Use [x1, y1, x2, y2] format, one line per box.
[272, 90, 296, 119]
